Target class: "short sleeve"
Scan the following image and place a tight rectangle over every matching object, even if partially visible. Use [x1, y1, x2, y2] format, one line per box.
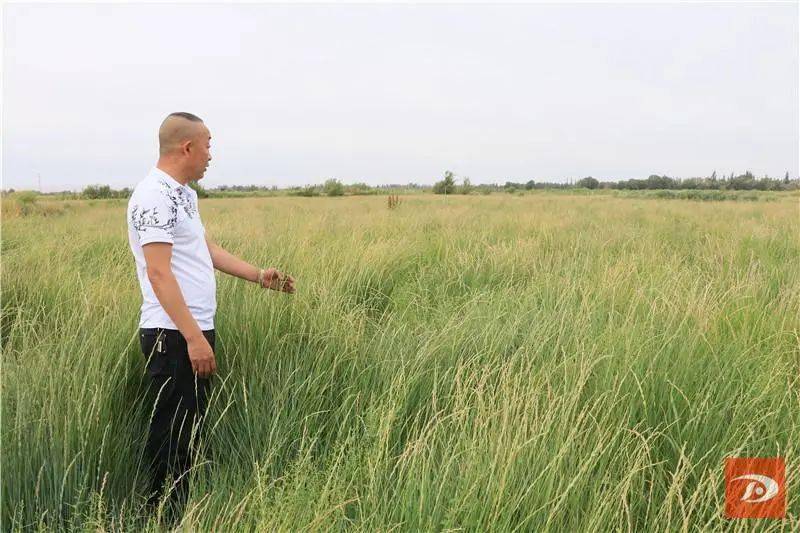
[129, 189, 177, 245]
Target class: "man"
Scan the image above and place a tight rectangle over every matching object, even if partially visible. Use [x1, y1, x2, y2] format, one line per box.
[126, 111, 295, 512]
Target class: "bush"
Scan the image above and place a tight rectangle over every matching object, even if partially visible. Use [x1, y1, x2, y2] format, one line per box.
[291, 186, 319, 197]
[82, 185, 112, 199]
[80, 185, 131, 199]
[2, 191, 67, 217]
[189, 180, 209, 198]
[15, 191, 38, 206]
[347, 183, 374, 196]
[616, 189, 765, 202]
[433, 171, 456, 195]
[324, 179, 345, 197]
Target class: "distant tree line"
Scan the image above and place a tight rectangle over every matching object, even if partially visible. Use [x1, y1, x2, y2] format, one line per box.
[4, 170, 795, 200]
[81, 184, 132, 199]
[608, 171, 795, 191]
[215, 184, 277, 192]
[502, 171, 796, 192]
[434, 170, 798, 194]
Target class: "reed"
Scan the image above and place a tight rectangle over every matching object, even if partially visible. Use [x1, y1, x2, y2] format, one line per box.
[2, 193, 798, 531]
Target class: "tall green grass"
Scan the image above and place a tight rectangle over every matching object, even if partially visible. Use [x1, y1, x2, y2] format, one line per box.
[2, 194, 799, 531]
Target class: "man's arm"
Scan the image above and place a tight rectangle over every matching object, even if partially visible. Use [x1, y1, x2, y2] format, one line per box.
[205, 235, 295, 293]
[205, 236, 260, 283]
[143, 242, 216, 377]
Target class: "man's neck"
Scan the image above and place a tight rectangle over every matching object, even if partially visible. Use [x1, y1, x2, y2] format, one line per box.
[156, 160, 191, 186]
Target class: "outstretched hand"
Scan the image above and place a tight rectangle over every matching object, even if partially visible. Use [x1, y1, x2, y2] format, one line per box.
[260, 267, 296, 294]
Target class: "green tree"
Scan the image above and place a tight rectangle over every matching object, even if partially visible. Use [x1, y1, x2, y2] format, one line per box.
[347, 182, 372, 195]
[15, 190, 38, 206]
[82, 185, 113, 199]
[324, 179, 345, 196]
[433, 171, 456, 195]
[188, 180, 208, 198]
[576, 176, 599, 189]
[460, 177, 473, 195]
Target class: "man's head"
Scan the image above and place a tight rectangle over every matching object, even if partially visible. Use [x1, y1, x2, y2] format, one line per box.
[158, 112, 212, 181]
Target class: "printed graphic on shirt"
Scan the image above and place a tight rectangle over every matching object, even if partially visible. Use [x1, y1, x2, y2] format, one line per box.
[159, 180, 198, 219]
[130, 203, 177, 235]
[129, 181, 198, 237]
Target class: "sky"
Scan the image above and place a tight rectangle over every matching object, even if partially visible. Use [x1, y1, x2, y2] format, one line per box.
[3, 2, 798, 191]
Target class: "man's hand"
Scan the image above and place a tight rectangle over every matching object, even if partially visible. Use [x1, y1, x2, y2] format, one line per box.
[261, 267, 296, 294]
[187, 335, 216, 377]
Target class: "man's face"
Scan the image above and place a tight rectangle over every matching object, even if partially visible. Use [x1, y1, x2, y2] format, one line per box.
[188, 126, 212, 181]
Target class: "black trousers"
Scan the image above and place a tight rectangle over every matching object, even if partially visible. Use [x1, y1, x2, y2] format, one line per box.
[139, 327, 214, 507]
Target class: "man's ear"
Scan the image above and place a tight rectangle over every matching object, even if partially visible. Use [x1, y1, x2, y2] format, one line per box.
[181, 139, 192, 156]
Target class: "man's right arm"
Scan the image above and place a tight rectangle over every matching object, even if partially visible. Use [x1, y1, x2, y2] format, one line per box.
[142, 242, 216, 377]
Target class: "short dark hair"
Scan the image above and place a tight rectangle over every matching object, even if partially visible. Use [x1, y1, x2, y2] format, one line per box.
[158, 112, 206, 156]
[166, 111, 203, 122]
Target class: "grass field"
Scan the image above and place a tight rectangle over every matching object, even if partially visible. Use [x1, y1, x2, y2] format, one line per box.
[2, 193, 799, 531]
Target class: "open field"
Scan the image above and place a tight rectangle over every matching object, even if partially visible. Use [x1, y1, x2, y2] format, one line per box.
[2, 193, 799, 531]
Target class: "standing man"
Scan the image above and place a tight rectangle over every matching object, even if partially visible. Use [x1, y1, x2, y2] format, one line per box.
[126, 112, 295, 512]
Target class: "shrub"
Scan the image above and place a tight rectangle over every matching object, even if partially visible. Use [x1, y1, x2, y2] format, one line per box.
[577, 177, 599, 189]
[15, 191, 38, 206]
[82, 185, 112, 199]
[324, 179, 345, 197]
[81, 185, 131, 199]
[2, 191, 67, 217]
[347, 183, 374, 196]
[433, 171, 456, 195]
[291, 186, 319, 197]
[189, 180, 209, 198]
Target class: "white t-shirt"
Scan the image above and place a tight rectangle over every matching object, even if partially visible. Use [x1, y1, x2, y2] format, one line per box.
[127, 167, 217, 330]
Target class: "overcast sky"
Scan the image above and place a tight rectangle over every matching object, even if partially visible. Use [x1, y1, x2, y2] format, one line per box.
[3, 2, 798, 191]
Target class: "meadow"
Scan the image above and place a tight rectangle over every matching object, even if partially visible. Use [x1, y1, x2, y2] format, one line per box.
[2, 193, 798, 531]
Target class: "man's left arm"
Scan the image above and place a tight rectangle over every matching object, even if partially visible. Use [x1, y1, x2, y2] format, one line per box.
[206, 235, 259, 283]
[205, 235, 295, 293]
